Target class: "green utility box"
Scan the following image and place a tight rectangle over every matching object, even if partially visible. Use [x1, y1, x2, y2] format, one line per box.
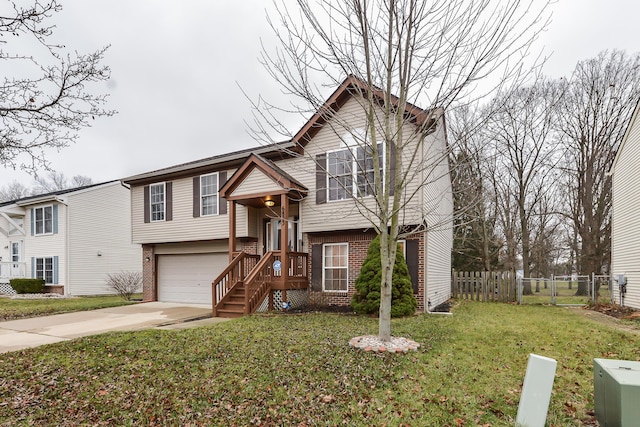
[594, 358, 640, 426]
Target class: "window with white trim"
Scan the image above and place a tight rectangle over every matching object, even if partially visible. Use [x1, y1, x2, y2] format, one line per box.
[327, 138, 383, 201]
[150, 183, 165, 222]
[322, 243, 348, 292]
[34, 206, 53, 235]
[200, 173, 219, 216]
[35, 257, 54, 284]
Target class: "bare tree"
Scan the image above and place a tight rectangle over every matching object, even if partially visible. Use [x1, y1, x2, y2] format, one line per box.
[449, 106, 502, 272]
[32, 170, 93, 194]
[254, 0, 551, 341]
[484, 78, 561, 293]
[557, 50, 640, 294]
[0, 179, 30, 201]
[0, 1, 114, 175]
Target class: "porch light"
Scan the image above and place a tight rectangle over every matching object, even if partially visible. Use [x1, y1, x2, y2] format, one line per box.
[264, 199, 275, 207]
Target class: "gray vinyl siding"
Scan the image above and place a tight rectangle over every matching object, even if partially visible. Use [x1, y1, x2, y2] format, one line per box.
[611, 108, 640, 310]
[66, 182, 141, 296]
[131, 171, 251, 244]
[292, 97, 425, 233]
[234, 168, 283, 197]
[422, 120, 453, 310]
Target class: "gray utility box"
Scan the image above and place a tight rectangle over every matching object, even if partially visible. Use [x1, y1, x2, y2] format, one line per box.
[594, 358, 640, 426]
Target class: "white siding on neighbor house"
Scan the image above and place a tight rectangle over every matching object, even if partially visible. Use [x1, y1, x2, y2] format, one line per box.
[611, 107, 640, 310]
[130, 172, 253, 244]
[281, 96, 426, 233]
[66, 182, 141, 296]
[422, 120, 453, 310]
[233, 168, 283, 197]
[25, 203, 67, 286]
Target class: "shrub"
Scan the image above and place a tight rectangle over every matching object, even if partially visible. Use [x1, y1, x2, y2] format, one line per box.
[10, 278, 45, 294]
[351, 235, 418, 317]
[106, 271, 142, 301]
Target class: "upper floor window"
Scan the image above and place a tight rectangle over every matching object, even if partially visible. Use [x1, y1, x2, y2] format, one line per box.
[150, 183, 165, 222]
[34, 206, 53, 235]
[200, 173, 219, 216]
[327, 133, 383, 201]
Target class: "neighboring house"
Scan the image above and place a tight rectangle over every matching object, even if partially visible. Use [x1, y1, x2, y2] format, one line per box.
[610, 100, 640, 310]
[0, 181, 141, 295]
[122, 76, 453, 317]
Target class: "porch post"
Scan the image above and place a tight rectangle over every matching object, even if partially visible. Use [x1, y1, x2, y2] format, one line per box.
[229, 200, 236, 262]
[280, 193, 289, 295]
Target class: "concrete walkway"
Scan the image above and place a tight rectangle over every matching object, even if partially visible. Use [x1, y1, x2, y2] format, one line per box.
[0, 302, 229, 353]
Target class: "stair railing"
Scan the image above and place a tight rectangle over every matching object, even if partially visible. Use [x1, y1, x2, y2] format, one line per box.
[212, 252, 259, 316]
[243, 251, 277, 314]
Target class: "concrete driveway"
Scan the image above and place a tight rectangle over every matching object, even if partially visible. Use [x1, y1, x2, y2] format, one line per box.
[0, 302, 229, 353]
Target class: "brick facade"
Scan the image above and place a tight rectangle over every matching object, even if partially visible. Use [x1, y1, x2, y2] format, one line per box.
[142, 244, 155, 302]
[306, 229, 425, 312]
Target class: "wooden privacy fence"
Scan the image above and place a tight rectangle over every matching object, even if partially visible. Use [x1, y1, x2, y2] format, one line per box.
[451, 270, 517, 303]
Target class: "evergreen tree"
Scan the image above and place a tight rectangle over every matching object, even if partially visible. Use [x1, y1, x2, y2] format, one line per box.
[351, 236, 417, 317]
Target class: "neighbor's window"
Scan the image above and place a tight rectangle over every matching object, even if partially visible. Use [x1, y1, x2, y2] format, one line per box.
[150, 183, 165, 222]
[200, 173, 219, 216]
[35, 257, 54, 284]
[323, 243, 348, 292]
[327, 143, 383, 201]
[34, 206, 53, 235]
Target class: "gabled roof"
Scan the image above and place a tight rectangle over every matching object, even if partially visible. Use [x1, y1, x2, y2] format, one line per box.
[0, 180, 121, 208]
[609, 97, 640, 175]
[122, 75, 442, 185]
[292, 75, 442, 146]
[220, 153, 307, 207]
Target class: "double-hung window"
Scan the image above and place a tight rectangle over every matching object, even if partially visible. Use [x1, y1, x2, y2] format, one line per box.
[200, 173, 219, 216]
[322, 243, 348, 292]
[34, 206, 53, 235]
[35, 257, 54, 284]
[327, 142, 383, 201]
[150, 183, 165, 222]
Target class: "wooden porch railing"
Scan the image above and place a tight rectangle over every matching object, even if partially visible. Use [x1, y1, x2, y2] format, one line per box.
[243, 251, 277, 314]
[0, 261, 26, 281]
[212, 252, 260, 316]
[271, 252, 308, 288]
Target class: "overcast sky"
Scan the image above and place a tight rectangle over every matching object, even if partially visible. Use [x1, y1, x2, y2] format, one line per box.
[1, 0, 639, 187]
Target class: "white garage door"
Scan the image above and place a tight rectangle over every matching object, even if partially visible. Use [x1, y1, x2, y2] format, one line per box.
[157, 253, 228, 304]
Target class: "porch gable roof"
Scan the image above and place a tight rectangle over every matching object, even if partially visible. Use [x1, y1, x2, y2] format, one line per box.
[220, 153, 307, 206]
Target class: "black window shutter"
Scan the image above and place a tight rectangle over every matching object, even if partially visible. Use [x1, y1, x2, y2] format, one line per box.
[316, 154, 327, 204]
[219, 171, 227, 215]
[406, 239, 419, 294]
[143, 185, 150, 223]
[311, 244, 323, 291]
[165, 182, 173, 221]
[389, 142, 397, 196]
[193, 177, 200, 218]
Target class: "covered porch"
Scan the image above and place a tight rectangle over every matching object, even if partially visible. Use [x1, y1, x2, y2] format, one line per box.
[212, 153, 309, 317]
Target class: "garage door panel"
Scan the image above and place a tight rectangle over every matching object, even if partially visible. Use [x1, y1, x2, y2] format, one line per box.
[157, 253, 228, 304]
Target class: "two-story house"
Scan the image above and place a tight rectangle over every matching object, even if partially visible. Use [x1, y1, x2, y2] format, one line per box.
[0, 181, 141, 295]
[123, 76, 453, 317]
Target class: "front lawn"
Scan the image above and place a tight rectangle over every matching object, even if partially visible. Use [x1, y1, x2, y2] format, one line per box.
[1, 301, 638, 426]
[0, 295, 137, 321]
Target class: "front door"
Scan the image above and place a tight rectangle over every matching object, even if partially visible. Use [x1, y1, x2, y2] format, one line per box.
[264, 217, 299, 254]
[10, 241, 22, 277]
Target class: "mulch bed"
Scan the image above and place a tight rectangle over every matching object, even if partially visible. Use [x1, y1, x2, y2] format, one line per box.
[588, 302, 640, 320]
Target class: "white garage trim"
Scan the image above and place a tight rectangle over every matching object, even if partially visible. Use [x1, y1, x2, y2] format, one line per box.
[157, 253, 228, 304]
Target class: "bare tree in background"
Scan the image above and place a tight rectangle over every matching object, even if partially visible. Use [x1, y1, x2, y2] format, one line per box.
[484, 78, 561, 293]
[557, 50, 640, 294]
[32, 170, 93, 194]
[0, 1, 114, 175]
[254, 0, 551, 341]
[0, 180, 29, 201]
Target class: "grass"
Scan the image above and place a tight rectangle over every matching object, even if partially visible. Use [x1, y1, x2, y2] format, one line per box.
[521, 280, 612, 306]
[0, 295, 138, 321]
[1, 301, 639, 426]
